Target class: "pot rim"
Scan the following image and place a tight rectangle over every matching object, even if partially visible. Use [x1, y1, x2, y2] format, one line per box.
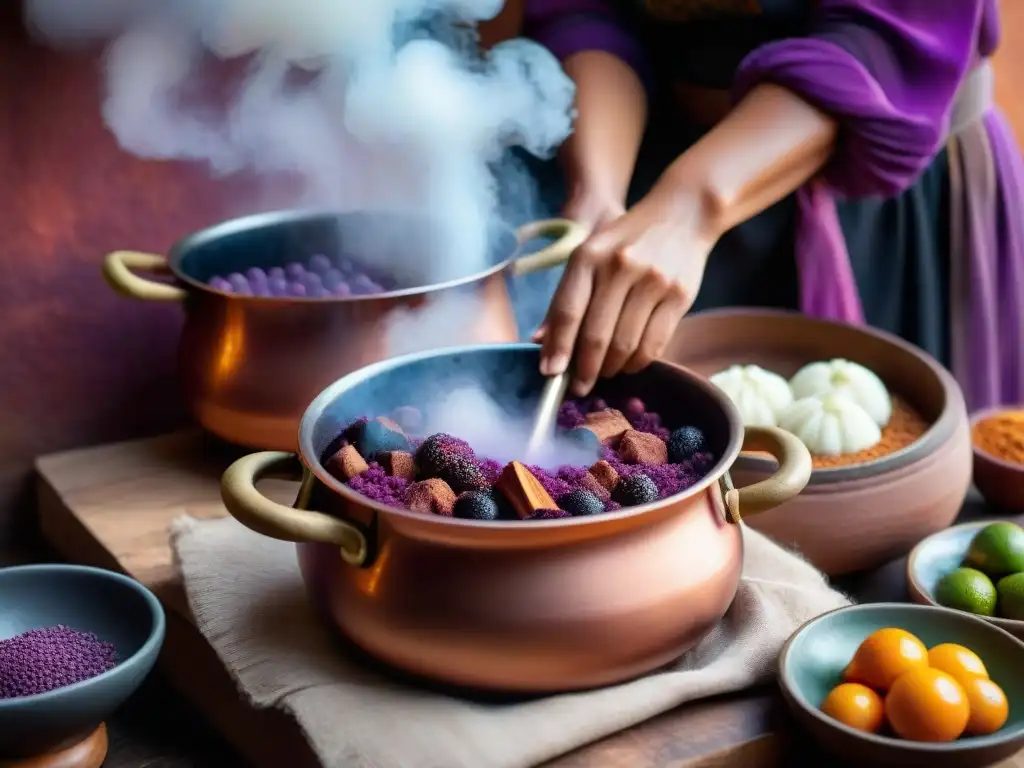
[690, 308, 962, 484]
[162, 209, 524, 304]
[297, 342, 746, 529]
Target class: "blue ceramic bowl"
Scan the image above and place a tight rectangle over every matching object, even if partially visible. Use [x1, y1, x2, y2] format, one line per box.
[0, 564, 165, 758]
[907, 520, 1024, 639]
[779, 603, 1024, 767]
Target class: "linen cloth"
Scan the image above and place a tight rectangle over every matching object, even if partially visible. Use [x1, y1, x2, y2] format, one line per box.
[172, 515, 850, 768]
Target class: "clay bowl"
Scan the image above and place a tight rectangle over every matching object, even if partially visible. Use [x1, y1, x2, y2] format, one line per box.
[907, 520, 1024, 639]
[0, 565, 165, 760]
[221, 343, 813, 693]
[779, 603, 1024, 767]
[664, 309, 971, 576]
[970, 406, 1024, 512]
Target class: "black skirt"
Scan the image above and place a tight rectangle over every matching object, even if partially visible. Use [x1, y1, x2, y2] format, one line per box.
[502, 109, 951, 367]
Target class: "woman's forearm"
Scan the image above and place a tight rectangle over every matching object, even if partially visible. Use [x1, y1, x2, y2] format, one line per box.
[559, 51, 648, 205]
[658, 83, 837, 239]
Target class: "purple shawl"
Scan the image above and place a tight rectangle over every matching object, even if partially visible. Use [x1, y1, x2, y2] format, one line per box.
[525, 0, 1024, 410]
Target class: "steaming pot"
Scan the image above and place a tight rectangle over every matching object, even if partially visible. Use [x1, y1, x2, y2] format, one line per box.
[220, 344, 812, 693]
[103, 211, 586, 451]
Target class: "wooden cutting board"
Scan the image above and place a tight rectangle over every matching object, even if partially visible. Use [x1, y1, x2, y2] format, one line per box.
[32, 430, 1022, 768]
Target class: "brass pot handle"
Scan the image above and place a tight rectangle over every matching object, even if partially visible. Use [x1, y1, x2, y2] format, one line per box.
[509, 218, 590, 277]
[103, 251, 187, 302]
[725, 426, 812, 521]
[221, 451, 369, 566]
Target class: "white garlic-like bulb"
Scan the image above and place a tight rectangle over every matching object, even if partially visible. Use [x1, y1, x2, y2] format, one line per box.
[777, 393, 882, 456]
[710, 364, 794, 427]
[789, 359, 892, 427]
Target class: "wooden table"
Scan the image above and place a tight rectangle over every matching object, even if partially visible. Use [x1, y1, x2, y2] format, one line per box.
[30, 430, 1024, 767]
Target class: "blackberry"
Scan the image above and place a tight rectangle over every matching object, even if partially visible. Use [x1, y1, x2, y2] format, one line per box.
[668, 426, 706, 463]
[438, 455, 488, 493]
[612, 473, 659, 506]
[453, 491, 500, 521]
[558, 489, 604, 517]
[415, 433, 473, 478]
[351, 420, 409, 460]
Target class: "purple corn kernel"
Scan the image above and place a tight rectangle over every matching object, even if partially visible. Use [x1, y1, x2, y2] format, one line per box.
[288, 281, 308, 297]
[268, 266, 286, 281]
[0, 625, 118, 699]
[337, 257, 356, 275]
[308, 254, 332, 274]
[351, 274, 381, 295]
[322, 268, 344, 289]
[332, 281, 351, 297]
[268, 276, 289, 297]
[245, 267, 268, 284]
[285, 262, 306, 280]
[208, 276, 232, 292]
[300, 272, 323, 292]
[228, 273, 252, 295]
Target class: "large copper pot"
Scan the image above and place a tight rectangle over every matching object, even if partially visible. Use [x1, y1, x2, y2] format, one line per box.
[102, 211, 586, 451]
[220, 343, 812, 693]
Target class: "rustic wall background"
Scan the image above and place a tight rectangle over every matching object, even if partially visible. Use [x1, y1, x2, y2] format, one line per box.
[0, 0, 1019, 547]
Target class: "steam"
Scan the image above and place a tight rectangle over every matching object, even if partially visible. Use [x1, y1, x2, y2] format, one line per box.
[25, 0, 580, 458]
[420, 385, 596, 469]
[24, 0, 575, 286]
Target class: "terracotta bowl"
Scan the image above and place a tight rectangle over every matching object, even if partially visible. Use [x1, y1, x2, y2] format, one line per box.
[970, 406, 1024, 512]
[907, 520, 1024, 639]
[779, 603, 1024, 767]
[664, 309, 972, 576]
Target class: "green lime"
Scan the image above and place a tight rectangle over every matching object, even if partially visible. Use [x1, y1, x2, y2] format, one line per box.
[934, 567, 997, 616]
[965, 522, 1024, 576]
[997, 572, 1024, 621]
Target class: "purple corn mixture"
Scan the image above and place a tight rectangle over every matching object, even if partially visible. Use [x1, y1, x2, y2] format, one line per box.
[328, 397, 716, 521]
[207, 253, 395, 298]
[0, 625, 118, 699]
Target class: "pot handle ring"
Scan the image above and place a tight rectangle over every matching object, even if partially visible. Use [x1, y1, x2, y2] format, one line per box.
[221, 451, 369, 567]
[724, 426, 812, 523]
[103, 251, 187, 302]
[509, 219, 590, 277]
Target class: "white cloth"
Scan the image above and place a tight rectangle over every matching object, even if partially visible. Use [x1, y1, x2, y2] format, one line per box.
[172, 515, 849, 768]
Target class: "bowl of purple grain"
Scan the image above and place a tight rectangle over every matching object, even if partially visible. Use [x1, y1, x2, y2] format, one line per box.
[0, 564, 165, 760]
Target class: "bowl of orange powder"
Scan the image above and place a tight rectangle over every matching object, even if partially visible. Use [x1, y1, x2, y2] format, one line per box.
[970, 407, 1024, 512]
[665, 309, 972, 576]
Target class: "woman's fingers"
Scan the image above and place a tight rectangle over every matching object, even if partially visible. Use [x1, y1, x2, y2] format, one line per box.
[571, 267, 634, 394]
[538, 256, 595, 376]
[599, 270, 669, 378]
[621, 289, 690, 374]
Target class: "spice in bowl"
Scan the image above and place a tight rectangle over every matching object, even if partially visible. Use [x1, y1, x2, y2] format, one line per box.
[972, 409, 1024, 466]
[0, 625, 118, 699]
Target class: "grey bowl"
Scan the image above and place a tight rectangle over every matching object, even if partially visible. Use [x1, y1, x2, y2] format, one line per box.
[0, 564, 165, 758]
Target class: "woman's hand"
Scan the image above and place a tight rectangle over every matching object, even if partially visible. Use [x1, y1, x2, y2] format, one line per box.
[536, 183, 719, 396]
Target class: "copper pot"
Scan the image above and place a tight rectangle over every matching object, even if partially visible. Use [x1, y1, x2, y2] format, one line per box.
[219, 343, 812, 693]
[102, 211, 587, 451]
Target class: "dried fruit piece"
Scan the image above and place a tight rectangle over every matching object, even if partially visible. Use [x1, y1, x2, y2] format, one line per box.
[326, 445, 369, 480]
[588, 460, 620, 492]
[582, 409, 632, 442]
[378, 451, 416, 481]
[406, 478, 457, 516]
[619, 430, 668, 465]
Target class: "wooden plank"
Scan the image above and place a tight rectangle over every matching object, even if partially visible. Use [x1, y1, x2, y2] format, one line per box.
[34, 430, 783, 767]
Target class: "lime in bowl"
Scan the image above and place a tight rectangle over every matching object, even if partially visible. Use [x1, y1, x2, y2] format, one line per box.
[908, 520, 1024, 639]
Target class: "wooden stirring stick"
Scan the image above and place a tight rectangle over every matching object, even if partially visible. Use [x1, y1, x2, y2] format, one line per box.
[524, 370, 571, 463]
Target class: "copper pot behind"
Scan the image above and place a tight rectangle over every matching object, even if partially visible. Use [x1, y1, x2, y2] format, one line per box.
[219, 344, 812, 693]
[102, 211, 587, 451]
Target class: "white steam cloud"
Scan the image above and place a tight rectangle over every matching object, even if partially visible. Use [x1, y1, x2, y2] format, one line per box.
[24, 0, 574, 288]
[25, 0, 578, 453]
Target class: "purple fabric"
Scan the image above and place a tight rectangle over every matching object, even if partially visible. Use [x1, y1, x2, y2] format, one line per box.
[523, 0, 649, 81]
[524, 0, 1023, 408]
